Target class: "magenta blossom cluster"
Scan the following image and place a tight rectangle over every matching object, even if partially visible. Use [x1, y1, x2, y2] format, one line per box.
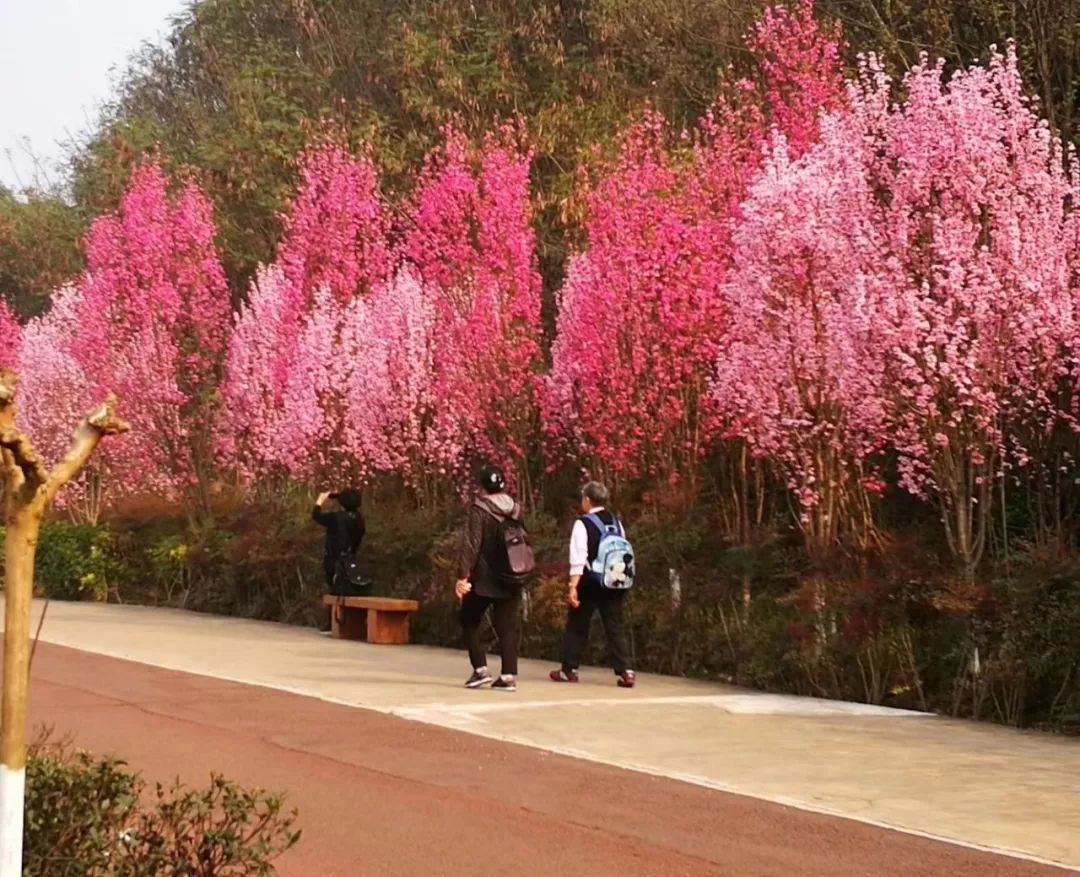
[546, 0, 846, 487]
[221, 128, 544, 489]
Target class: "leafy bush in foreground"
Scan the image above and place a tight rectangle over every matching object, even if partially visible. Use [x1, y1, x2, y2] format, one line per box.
[24, 735, 300, 876]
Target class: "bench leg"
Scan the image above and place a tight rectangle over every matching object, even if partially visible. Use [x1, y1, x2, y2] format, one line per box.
[330, 605, 367, 641]
[366, 610, 410, 645]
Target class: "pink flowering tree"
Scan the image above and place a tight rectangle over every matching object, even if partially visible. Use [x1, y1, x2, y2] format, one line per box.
[746, 0, 847, 157]
[714, 114, 892, 562]
[271, 286, 354, 482]
[401, 127, 544, 497]
[221, 144, 392, 486]
[338, 269, 443, 488]
[862, 48, 1080, 575]
[13, 286, 111, 522]
[226, 133, 539, 497]
[71, 162, 230, 512]
[219, 265, 293, 482]
[546, 0, 846, 505]
[546, 116, 732, 493]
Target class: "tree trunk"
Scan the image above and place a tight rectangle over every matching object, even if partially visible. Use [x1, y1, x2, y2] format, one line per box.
[0, 509, 39, 875]
[0, 368, 128, 877]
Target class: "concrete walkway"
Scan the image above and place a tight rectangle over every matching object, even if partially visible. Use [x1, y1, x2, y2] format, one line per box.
[15, 600, 1080, 871]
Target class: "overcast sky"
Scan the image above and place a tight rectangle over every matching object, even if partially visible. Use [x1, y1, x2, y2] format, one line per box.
[0, 0, 187, 192]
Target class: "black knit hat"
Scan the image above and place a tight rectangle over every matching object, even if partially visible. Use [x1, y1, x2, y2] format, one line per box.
[478, 465, 506, 494]
[334, 488, 362, 511]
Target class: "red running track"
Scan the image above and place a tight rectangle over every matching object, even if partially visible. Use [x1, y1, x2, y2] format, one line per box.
[23, 642, 1073, 877]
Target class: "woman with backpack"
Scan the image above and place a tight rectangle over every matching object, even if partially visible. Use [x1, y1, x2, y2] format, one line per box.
[313, 488, 367, 595]
[455, 465, 535, 692]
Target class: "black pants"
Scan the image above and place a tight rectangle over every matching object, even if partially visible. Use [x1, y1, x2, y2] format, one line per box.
[561, 586, 631, 675]
[461, 591, 521, 676]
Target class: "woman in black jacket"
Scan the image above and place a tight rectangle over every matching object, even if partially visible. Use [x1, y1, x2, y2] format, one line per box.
[455, 466, 525, 692]
[313, 488, 366, 593]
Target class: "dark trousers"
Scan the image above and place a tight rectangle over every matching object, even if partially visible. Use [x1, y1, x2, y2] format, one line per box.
[561, 585, 631, 675]
[461, 591, 521, 676]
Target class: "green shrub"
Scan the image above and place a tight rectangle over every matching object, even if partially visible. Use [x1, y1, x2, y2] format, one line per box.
[24, 744, 139, 874]
[24, 735, 301, 876]
[145, 533, 190, 604]
[969, 562, 1080, 730]
[32, 522, 119, 601]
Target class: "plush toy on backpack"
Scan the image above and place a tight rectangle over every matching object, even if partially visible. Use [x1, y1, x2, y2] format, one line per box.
[584, 513, 636, 590]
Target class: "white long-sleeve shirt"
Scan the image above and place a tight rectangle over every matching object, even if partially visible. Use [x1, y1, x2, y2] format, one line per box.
[569, 506, 606, 576]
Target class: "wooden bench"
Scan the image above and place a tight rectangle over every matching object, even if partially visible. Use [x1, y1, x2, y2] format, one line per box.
[323, 595, 420, 644]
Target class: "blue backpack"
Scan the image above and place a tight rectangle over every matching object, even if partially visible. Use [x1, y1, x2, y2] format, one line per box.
[584, 514, 636, 590]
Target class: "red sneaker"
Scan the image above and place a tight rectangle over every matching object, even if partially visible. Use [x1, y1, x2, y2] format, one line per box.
[549, 669, 579, 683]
[617, 671, 637, 689]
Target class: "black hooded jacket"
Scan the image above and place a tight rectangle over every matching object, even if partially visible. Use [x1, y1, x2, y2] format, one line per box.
[312, 505, 365, 562]
[456, 492, 521, 599]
